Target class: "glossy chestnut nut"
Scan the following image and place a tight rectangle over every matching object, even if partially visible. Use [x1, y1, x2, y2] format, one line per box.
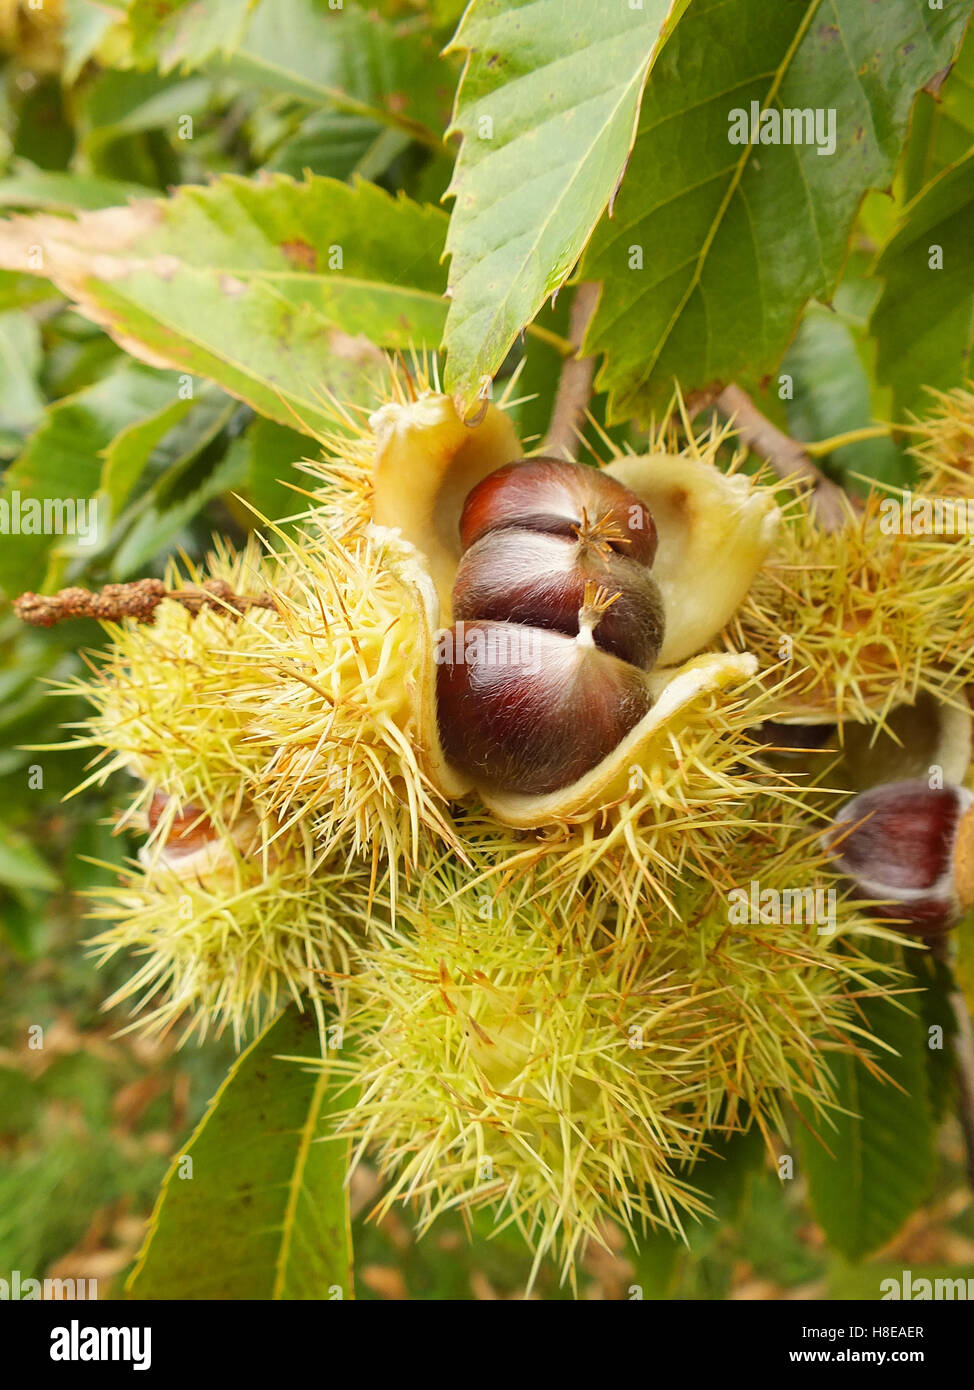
[146, 790, 217, 857]
[435, 613, 652, 796]
[459, 456, 658, 566]
[823, 779, 974, 936]
[452, 528, 664, 670]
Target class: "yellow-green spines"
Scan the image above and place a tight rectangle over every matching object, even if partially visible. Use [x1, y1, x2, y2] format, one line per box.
[911, 383, 974, 495]
[61, 539, 288, 823]
[87, 821, 373, 1048]
[340, 831, 887, 1282]
[236, 521, 461, 874]
[730, 489, 974, 727]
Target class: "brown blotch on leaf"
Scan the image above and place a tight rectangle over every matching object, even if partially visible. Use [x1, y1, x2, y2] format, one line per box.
[280, 239, 318, 272]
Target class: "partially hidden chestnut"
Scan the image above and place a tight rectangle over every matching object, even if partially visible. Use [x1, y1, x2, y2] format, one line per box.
[459, 456, 658, 566]
[147, 789, 217, 857]
[436, 599, 652, 796]
[452, 528, 664, 670]
[823, 779, 974, 936]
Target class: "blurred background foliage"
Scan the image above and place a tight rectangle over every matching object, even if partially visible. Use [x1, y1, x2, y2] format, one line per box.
[1, 0, 974, 1299]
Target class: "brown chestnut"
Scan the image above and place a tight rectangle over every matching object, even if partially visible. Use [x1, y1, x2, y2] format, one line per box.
[147, 790, 217, 857]
[452, 528, 664, 670]
[436, 602, 652, 796]
[823, 779, 974, 936]
[459, 456, 658, 566]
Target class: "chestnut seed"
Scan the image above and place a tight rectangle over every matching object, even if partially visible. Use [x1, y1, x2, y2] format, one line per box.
[435, 618, 652, 796]
[459, 456, 658, 567]
[452, 528, 665, 670]
[823, 779, 974, 936]
[147, 789, 217, 856]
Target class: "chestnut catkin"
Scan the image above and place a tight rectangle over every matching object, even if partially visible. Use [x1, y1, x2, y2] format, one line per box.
[436, 617, 652, 796]
[452, 528, 664, 669]
[460, 456, 658, 565]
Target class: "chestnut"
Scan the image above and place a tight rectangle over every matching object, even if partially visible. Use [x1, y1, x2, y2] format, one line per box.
[459, 456, 658, 566]
[823, 779, 974, 936]
[437, 458, 662, 796]
[452, 528, 664, 670]
[147, 790, 217, 857]
[435, 614, 652, 796]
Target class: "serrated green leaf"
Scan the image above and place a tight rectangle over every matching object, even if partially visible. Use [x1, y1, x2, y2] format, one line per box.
[212, 0, 453, 151]
[63, 0, 123, 85]
[0, 270, 58, 313]
[0, 175, 449, 436]
[782, 256, 908, 487]
[0, 363, 182, 596]
[241, 416, 314, 526]
[127, 1007, 353, 1300]
[123, 0, 257, 73]
[796, 989, 936, 1261]
[905, 949, 957, 1126]
[98, 387, 195, 518]
[263, 110, 386, 182]
[0, 168, 152, 213]
[111, 414, 245, 577]
[871, 149, 974, 421]
[581, 0, 969, 420]
[442, 0, 687, 412]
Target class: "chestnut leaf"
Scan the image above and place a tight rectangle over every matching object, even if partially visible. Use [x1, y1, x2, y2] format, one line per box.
[0, 174, 450, 437]
[442, 0, 688, 414]
[871, 148, 974, 421]
[111, 0, 451, 152]
[128, 1006, 353, 1300]
[581, 0, 970, 421]
[795, 985, 936, 1261]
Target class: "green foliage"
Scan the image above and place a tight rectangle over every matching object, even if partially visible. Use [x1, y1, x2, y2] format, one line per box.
[442, 0, 686, 411]
[0, 175, 448, 435]
[128, 1007, 353, 1299]
[796, 976, 938, 1262]
[872, 150, 974, 419]
[581, 0, 969, 420]
[1, 0, 973, 1303]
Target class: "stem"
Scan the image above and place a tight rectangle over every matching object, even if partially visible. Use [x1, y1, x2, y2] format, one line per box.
[544, 282, 600, 459]
[715, 384, 850, 532]
[803, 424, 892, 458]
[524, 322, 575, 357]
[12, 580, 275, 628]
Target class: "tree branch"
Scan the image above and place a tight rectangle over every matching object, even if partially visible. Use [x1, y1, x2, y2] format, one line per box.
[716, 384, 850, 532]
[544, 282, 600, 460]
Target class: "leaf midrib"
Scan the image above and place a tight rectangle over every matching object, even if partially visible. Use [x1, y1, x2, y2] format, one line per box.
[632, 0, 825, 392]
[446, 3, 678, 377]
